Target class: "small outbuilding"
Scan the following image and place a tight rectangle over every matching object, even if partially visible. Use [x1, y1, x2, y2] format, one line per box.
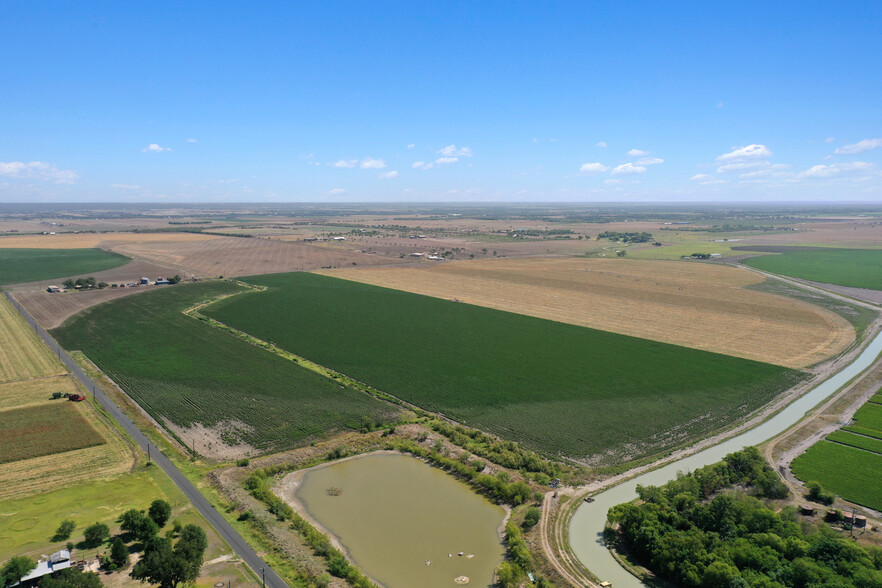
[13, 550, 71, 587]
[46, 285, 61, 293]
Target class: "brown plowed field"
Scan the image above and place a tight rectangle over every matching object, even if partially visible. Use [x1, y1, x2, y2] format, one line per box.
[14, 288, 150, 329]
[6, 259, 190, 293]
[0, 231, 219, 249]
[109, 235, 404, 277]
[320, 257, 854, 368]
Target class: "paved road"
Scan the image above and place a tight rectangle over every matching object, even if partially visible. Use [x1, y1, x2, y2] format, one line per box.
[5, 292, 288, 588]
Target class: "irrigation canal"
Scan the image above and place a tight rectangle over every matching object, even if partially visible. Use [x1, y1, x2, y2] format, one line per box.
[5, 292, 287, 588]
[569, 327, 882, 587]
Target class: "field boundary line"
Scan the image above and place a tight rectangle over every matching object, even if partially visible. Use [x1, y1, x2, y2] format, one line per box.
[2, 291, 289, 588]
[183, 281, 428, 417]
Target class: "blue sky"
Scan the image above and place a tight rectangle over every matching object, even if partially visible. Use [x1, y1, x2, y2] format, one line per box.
[1, 1, 881, 202]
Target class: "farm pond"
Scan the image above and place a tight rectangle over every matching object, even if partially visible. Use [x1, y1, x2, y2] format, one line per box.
[284, 452, 506, 588]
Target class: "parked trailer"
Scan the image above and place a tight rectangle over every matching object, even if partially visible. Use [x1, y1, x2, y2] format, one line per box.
[68, 394, 86, 402]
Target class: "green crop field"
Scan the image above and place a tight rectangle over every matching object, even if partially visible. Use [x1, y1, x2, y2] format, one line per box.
[850, 401, 882, 431]
[203, 272, 802, 463]
[0, 248, 130, 286]
[842, 425, 882, 441]
[792, 441, 882, 510]
[0, 404, 105, 464]
[742, 247, 882, 290]
[870, 393, 882, 405]
[827, 430, 882, 455]
[53, 281, 399, 455]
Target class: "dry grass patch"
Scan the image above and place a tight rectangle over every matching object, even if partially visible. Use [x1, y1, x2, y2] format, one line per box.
[321, 257, 854, 368]
[0, 296, 66, 382]
[0, 376, 78, 411]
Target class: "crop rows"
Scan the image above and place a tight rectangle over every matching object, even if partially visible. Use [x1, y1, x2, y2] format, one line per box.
[204, 272, 802, 463]
[53, 281, 400, 456]
[0, 247, 129, 286]
[743, 247, 882, 290]
[0, 403, 105, 464]
[826, 430, 882, 455]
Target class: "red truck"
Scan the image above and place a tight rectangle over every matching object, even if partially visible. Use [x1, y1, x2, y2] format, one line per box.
[68, 394, 86, 402]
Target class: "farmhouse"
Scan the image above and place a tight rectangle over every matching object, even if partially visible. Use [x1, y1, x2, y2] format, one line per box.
[410, 252, 425, 257]
[46, 285, 61, 293]
[13, 550, 71, 587]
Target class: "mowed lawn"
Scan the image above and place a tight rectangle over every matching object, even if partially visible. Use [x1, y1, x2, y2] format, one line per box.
[742, 248, 882, 290]
[0, 248, 130, 286]
[53, 281, 400, 455]
[793, 396, 882, 510]
[0, 403, 105, 464]
[204, 272, 802, 462]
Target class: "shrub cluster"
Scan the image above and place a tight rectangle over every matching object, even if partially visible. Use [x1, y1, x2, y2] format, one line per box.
[387, 439, 533, 504]
[608, 447, 882, 587]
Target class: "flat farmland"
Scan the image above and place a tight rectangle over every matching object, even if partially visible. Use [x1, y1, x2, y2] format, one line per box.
[0, 296, 66, 382]
[109, 235, 404, 278]
[0, 376, 78, 411]
[0, 403, 105, 464]
[204, 272, 802, 463]
[319, 257, 853, 368]
[0, 231, 220, 249]
[742, 247, 882, 290]
[53, 281, 401, 459]
[0, 248, 130, 285]
[14, 283, 161, 329]
[792, 392, 882, 510]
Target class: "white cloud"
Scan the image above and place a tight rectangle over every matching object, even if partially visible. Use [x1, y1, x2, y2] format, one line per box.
[378, 171, 399, 179]
[437, 145, 473, 157]
[716, 160, 771, 173]
[627, 149, 648, 157]
[142, 143, 171, 153]
[435, 156, 459, 165]
[330, 159, 357, 168]
[636, 157, 664, 166]
[596, 141, 607, 148]
[187, 138, 198, 143]
[0, 161, 79, 183]
[110, 183, 140, 189]
[835, 138, 882, 155]
[824, 137, 835, 143]
[690, 174, 713, 181]
[328, 188, 346, 195]
[611, 163, 647, 175]
[604, 179, 623, 185]
[412, 161, 433, 170]
[800, 161, 876, 178]
[716, 144, 772, 161]
[360, 157, 386, 169]
[406, 143, 415, 149]
[578, 162, 610, 174]
[690, 174, 726, 185]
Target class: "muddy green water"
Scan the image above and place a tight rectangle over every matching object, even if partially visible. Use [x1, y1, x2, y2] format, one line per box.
[294, 453, 505, 588]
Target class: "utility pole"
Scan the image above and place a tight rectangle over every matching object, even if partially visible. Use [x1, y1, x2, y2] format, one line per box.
[261, 567, 265, 588]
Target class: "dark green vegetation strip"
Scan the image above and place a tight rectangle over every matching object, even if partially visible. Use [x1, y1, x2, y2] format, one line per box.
[792, 440, 882, 511]
[612, 447, 882, 587]
[742, 247, 882, 290]
[842, 425, 882, 441]
[745, 278, 877, 337]
[53, 281, 399, 455]
[0, 248, 130, 286]
[870, 393, 882, 405]
[204, 273, 801, 462]
[826, 430, 882, 455]
[851, 400, 882, 431]
[0, 403, 105, 463]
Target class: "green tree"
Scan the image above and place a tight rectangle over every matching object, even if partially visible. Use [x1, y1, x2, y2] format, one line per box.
[1, 556, 36, 588]
[62, 278, 75, 289]
[148, 500, 172, 528]
[110, 537, 129, 569]
[39, 568, 102, 588]
[82, 523, 109, 548]
[120, 509, 159, 542]
[52, 520, 76, 542]
[130, 525, 207, 588]
[523, 506, 541, 529]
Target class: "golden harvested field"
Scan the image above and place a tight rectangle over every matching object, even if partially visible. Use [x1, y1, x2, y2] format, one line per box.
[0, 297, 66, 382]
[0, 376, 78, 411]
[0, 295, 132, 500]
[109, 235, 404, 277]
[321, 257, 854, 369]
[0, 231, 219, 249]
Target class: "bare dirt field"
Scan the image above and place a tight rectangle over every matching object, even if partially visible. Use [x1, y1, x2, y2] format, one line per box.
[320, 257, 854, 368]
[14, 288, 150, 329]
[0, 297, 66, 382]
[108, 235, 406, 277]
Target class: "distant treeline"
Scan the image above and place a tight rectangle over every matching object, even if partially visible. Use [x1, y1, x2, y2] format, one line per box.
[597, 231, 654, 243]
